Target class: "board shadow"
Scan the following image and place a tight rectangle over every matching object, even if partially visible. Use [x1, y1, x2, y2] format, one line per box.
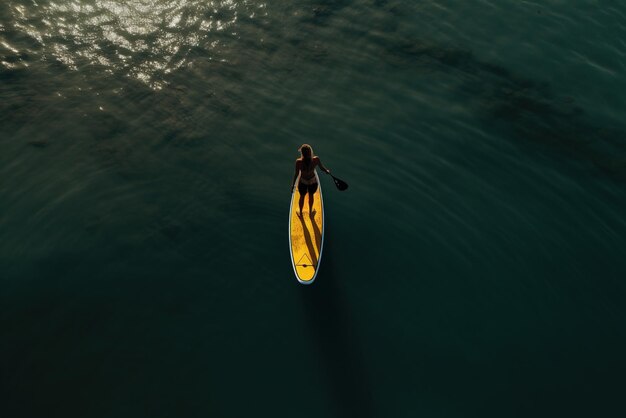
[298, 243, 377, 418]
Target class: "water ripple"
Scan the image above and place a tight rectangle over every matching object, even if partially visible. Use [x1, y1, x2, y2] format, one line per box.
[2, 0, 267, 88]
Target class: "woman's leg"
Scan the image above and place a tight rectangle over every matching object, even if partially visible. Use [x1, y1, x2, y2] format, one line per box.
[298, 183, 306, 215]
[308, 183, 318, 213]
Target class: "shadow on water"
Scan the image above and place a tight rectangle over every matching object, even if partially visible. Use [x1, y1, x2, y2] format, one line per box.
[302, 0, 352, 25]
[298, 244, 376, 418]
[381, 35, 626, 182]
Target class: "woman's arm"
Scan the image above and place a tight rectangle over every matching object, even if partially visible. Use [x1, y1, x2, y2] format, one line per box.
[316, 157, 330, 174]
[291, 160, 300, 191]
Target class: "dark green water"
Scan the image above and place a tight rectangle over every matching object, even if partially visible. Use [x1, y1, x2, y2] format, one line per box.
[2, 1, 626, 417]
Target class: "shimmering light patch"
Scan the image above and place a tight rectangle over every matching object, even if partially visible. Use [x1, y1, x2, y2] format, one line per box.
[1, 41, 19, 54]
[4, 0, 267, 89]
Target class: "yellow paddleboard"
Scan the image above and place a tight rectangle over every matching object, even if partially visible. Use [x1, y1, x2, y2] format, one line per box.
[289, 171, 324, 284]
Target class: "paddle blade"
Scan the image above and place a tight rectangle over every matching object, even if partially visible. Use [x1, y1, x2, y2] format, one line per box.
[332, 175, 349, 191]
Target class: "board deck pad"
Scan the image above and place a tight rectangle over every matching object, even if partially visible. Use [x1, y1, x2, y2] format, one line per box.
[289, 172, 324, 284]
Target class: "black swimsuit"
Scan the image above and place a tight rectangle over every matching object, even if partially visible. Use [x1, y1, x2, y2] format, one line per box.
[298, 168, 318, 195]
[298, 175, 318, 195]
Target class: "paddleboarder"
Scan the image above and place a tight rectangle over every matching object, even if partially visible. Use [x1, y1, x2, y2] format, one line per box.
[291, 144, 330, 216]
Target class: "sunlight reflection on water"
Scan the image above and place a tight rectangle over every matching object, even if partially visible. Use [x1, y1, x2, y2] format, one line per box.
[4, 0, 266, 88]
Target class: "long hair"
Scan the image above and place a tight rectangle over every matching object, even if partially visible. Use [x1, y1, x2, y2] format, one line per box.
[299, 144, 313, 169]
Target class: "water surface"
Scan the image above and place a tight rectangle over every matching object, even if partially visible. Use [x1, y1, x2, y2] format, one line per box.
[2, 1, 626, 417]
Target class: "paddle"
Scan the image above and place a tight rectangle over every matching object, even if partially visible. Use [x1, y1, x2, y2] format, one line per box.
[325, 172, 348, 191]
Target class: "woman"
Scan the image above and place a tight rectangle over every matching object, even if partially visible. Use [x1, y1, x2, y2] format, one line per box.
[291, 144, 330, 216]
